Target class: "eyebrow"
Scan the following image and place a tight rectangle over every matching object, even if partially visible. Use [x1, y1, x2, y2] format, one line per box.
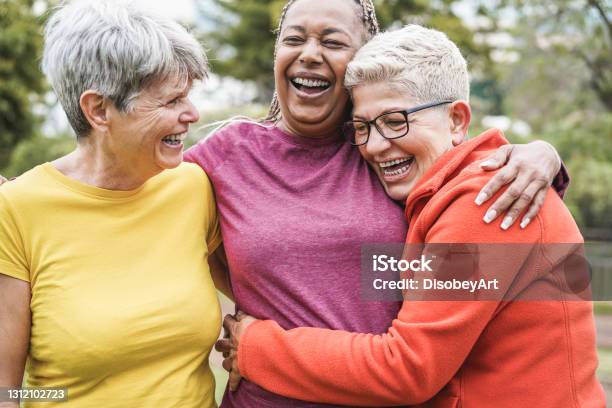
[284, 25, 305, 33]
[354, 108, 407, 120]
[321, 28, 349, 37]
[283, 25, 350, 37]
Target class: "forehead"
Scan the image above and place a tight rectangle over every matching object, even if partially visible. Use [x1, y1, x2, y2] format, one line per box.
[283, 0, 363, 33]
[352, 82, 417, 118]
[142, 74, 191, 100]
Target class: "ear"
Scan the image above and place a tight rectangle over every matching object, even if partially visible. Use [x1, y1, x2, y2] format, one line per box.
[449, 100, 471, 146]
[79, 90, 109, 132]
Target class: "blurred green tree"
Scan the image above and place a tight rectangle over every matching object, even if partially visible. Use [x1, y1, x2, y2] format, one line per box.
[0, 0, 47, 168]
[483, 0, 611, 116]
[2, 133, 75, 178]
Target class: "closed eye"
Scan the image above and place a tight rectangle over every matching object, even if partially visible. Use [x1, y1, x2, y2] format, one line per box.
[166, 95, 186, 106]
[282, 36, 304, 45]
[322, 40, 346, 48]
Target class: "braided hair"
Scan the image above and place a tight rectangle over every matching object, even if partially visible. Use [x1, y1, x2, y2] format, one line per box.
[264, 0, 380, 123]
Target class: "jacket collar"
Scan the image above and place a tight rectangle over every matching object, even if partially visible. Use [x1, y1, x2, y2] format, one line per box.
[404, 128, 508, 220]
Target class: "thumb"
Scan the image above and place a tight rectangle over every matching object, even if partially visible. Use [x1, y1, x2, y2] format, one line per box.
[480, 145, 513, 170]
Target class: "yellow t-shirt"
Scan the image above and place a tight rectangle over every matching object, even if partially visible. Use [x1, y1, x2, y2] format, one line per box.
[0, 162, 222, 408]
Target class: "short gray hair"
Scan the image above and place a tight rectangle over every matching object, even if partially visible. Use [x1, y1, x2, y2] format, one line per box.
[42, 0, 208, 137]
[345, 24, 469, 104]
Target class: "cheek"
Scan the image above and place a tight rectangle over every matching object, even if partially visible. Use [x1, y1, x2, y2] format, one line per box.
[357, 146, 370, 161]
[274, 48, 293, 75]
[333, 55, 353, 82]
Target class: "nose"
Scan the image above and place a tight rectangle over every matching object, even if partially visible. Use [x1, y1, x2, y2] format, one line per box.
[180, 97, 200, 124]
[299, 38, 323, 65]
[364, 125, 391, 156]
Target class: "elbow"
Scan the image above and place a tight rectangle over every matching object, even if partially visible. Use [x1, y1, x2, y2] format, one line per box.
[382, 350, 453, 404]
[406, 382, 447, 405]
[381, 366, 450, 405]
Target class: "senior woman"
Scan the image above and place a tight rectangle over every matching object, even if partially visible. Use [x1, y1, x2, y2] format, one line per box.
[0, 1, 224, 407]
[218, 25, 605, 407]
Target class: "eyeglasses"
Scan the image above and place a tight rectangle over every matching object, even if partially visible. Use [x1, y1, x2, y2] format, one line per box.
[342, 101, 454, 146]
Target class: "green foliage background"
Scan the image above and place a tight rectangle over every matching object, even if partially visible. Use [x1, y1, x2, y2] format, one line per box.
[0, 0, 47, 167]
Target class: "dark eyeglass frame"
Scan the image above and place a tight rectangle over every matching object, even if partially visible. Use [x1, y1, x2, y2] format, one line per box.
[344, 101, 454, 146]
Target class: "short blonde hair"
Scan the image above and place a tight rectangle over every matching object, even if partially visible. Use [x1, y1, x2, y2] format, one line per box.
[345, 24, 469, 104]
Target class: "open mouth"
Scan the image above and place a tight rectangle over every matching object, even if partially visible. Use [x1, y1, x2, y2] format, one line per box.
[290, 77, 331, 95]
[161, 132, 186, 147]
[379, 156, 415, 177]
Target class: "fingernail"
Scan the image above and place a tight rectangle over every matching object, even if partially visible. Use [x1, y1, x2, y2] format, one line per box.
[480, 160, 494, 168]
[483, 209, 497, 223]
[475, 192, 488, 206]
[501, 216, 513, 230]
[520, 218, 531, 229]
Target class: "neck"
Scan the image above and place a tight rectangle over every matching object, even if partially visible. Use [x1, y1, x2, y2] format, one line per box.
[277, 119, 341, 140]
[52, 137, 159, 191]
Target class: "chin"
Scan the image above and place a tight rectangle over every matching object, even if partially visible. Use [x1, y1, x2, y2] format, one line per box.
[156, 153, 183, 170]
[386, 187, 409, 202]
[288, 105, 333, 125]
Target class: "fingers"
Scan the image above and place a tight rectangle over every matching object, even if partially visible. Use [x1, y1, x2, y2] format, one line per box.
[229, 366, 243, 391]
[215, 338, 232, 354]
[479, 145, 513, 171]
[0, 175, 7, 186]
[476, 165, 519, 208]
[520, 188, 547, 229]
[497, 181, 543, 230]
[223, 313, 238, 334]
[482, 173, 529, 225]
[222, 356, 233, 372]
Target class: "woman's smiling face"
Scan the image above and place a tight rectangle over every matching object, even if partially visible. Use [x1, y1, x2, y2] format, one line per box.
[106, 76, 200, 177]
[274, 0, 366, 138]
[353, 81, 467, 202]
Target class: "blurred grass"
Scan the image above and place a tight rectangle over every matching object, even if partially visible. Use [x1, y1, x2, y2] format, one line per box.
[595, 302, 612, 316]
[598, 347, 612, 375]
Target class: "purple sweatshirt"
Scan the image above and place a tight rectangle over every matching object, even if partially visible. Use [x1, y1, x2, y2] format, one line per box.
[185, 122, 407, 407]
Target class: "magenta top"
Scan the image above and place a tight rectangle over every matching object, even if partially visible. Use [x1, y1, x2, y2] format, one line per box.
[185, 122, 407, 407]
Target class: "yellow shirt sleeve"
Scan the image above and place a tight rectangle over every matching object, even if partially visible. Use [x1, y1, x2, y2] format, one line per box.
[0, 194, 29, 282]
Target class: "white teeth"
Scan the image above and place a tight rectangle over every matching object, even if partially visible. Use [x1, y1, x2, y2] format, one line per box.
[379, 157, 412, 168]
[292, 77, 331, 88]
[383, 163, 412, 177]
[378, 157, 414, 177]
[162, 132, 187, 144]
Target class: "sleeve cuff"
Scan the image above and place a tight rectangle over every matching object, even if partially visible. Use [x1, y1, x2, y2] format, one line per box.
[237, 319, 278, 381]
[552, 162, 570, 198]
[0, 259, 30, 282]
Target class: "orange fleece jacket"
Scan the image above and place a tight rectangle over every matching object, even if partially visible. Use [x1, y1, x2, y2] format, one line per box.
[237, 129, 605, 407]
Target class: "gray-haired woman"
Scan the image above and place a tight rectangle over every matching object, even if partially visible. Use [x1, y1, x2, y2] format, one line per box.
[0, 1, 225, 407]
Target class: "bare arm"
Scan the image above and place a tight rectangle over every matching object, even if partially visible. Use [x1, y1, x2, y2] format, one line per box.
[0, 274, 30, 408]
[209, 245, 233, 301]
